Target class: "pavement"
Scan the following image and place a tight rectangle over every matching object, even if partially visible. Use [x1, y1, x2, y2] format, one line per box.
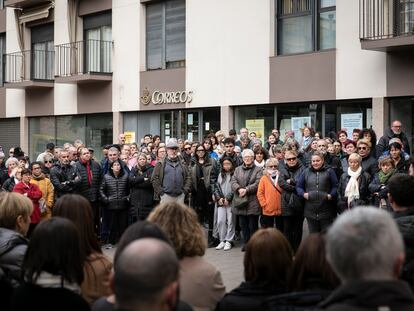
[103, 240, 245, 292]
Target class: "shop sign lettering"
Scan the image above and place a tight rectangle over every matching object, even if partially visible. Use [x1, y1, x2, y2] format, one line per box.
[140, 88, 193, 106]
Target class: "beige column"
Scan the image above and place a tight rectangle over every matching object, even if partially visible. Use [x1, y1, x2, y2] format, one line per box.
[372, 97, 389, 139]
[20, 116, 28, 153]
[220, 106, 233, 136]
[113, 111, 123, 144]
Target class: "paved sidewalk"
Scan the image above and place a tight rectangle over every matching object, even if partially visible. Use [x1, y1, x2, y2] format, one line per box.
[103, 241, 244, 292]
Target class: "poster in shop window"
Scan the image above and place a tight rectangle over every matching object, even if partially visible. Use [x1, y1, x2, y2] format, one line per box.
[246, 119, 265, 144]
[291, 117, 311, 140]
[124, 132, 136, 144]
[341, 113, 363, 135]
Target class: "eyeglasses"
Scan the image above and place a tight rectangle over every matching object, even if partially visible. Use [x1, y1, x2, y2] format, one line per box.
[358, 147, 367, 150]
[392, 125, 402, 128]
[286, 157, 297, 161]
[196, 149, 205, 152]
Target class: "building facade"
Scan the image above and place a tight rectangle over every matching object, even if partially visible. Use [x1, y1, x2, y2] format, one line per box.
[0, 0, 412, 160]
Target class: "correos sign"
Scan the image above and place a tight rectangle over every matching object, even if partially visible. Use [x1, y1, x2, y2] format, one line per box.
[141, 88, 193, 106]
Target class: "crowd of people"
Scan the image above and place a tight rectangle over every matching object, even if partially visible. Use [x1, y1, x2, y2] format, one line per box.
[2, 121, 414, 310]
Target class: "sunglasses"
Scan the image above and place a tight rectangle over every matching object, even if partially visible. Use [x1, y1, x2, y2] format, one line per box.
[44, 160, 53, 163]
[358, 147, 367, 150]
[184, 147, 191, 150]
[286, 157, 297, 161]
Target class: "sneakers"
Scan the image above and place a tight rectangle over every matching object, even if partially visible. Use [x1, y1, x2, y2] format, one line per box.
[224, 241, 232, 251]
[216, 241, 226, 250]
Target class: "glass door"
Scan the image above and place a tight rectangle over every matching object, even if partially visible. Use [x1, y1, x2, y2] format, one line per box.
[160, 111, 179, 142]
[181, 111, 199, 142]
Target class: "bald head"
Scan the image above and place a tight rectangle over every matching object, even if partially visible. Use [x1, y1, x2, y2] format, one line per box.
[114, 238, 179, 311]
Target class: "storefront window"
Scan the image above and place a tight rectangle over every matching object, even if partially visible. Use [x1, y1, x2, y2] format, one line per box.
[324, 101, 371, 137]
[277, 103, 322, 140]
[235, 106, 275, 143]
[203, 108, 221, 137]
[390, 98, 413, 152]
[29, 113, 112, 161]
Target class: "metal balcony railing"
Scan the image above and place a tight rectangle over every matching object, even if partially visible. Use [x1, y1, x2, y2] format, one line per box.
[4, 49, 54, 83]
[55, 39, 113, 77]
[360, 0, 414, 40]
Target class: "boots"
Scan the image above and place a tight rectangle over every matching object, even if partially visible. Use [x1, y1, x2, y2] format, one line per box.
[207, 230, 219, 248]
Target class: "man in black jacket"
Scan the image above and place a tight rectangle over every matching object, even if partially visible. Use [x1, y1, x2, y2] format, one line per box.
[50, 150, 81, 199]
[377, 120, 411, 159]
[74, 147, 102, 235]
[318, 207, 414, 311]
[389, 174, 414, 291]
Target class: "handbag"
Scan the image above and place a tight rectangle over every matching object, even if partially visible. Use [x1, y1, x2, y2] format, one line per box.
[233, 168, 255, 209]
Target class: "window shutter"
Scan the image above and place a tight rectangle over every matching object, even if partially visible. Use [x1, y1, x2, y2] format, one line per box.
[165, 0, 185, 66]
[146, 3, 163, 70]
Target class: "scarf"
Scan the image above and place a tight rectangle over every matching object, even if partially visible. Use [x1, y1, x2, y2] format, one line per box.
[34, 271, 81, 294]
[345, 167, 362, 207]
[379, 168, 396, 184]
[81, 159, 92, 186]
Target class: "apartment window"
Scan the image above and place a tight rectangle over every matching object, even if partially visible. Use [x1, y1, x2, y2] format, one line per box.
[400, 0, 414, 34]
[146, 0, 185, 70]
[84, 11, 112, 73]
[31, 24, 54, 80]
[277, 0, 336, 55]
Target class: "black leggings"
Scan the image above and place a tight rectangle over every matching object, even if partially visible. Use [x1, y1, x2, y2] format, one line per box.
[239, 215, 259, 245]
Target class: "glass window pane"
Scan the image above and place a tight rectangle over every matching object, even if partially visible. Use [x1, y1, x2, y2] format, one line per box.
[279, 15, 313, 54]
[146, 3, 163, 70]
[56, 116, 86, 148]
[319, 11, 336, 49]
[321, 0, 335, 8]
[0, 34, 5, 85]
[235, 106, 275, 144]
[85, 114, 113, 162]
[86, 28, 101, 72]
[165, 0, 185, 66]
[101, 26, 112, 72]
[29, 117, 56, 160]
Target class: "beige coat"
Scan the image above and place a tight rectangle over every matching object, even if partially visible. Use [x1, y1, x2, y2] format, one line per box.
[81, 252, 113, 305]
[179, 256, 226, 311]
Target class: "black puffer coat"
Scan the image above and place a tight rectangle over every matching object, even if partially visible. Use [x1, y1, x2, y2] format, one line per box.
[337, 170, 371, 213]
[296, 166, 338, 220]
[99, 171, 130, 210]
[278, 162, 305, 216]
[74, 160, 102, 202]
[50, 162, 81, 199]
[0, 228, 28, 287]
[129, 164, 154, 220]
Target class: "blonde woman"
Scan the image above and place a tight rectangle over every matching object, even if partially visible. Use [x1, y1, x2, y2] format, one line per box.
[337, 153, 370, 212]
[148, 202, 225, 311]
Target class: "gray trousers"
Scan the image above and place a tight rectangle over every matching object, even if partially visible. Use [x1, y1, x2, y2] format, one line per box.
[215, 205, 235, 242]
[160, 193, 185, 204]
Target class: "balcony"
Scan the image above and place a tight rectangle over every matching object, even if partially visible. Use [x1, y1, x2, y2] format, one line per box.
[4, 0, 50, 8]
[55, 39, 113, 84]
[4, 49, 54, 89]
[360, 0, 414, 51]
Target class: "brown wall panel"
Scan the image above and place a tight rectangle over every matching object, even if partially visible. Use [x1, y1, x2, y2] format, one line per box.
[139, 68, 186, 111]
[387, 51, 414, 97]
[269, 50, 336, 103]
[77, 82, 112, 114]
[79, 0, 112, 16]
[25, 88, 54, 116]
[0, 9, 6, 33]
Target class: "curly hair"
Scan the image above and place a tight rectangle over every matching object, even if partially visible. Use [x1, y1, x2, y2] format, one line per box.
[148, 202, 206, 259]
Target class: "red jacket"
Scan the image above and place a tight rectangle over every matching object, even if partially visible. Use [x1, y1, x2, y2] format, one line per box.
[13, 182, 43, 224]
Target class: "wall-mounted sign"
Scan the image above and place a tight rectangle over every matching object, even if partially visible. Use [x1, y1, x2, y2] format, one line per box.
[140, 88, 193, 106]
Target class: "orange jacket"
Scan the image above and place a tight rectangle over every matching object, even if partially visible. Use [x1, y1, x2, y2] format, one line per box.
[257, 175, 282, 216]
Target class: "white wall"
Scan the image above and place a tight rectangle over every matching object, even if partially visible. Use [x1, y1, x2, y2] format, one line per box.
[112, 0, 141, 112]
[5, 8, 25, 118]
[336, 0, 387, 99]
[54, 0, 77, 115]
[186, 0, 270, 108]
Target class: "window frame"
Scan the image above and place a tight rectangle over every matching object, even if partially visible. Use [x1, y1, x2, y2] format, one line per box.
[145, 0, 186, 71]
[276, 0, 336, 55]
